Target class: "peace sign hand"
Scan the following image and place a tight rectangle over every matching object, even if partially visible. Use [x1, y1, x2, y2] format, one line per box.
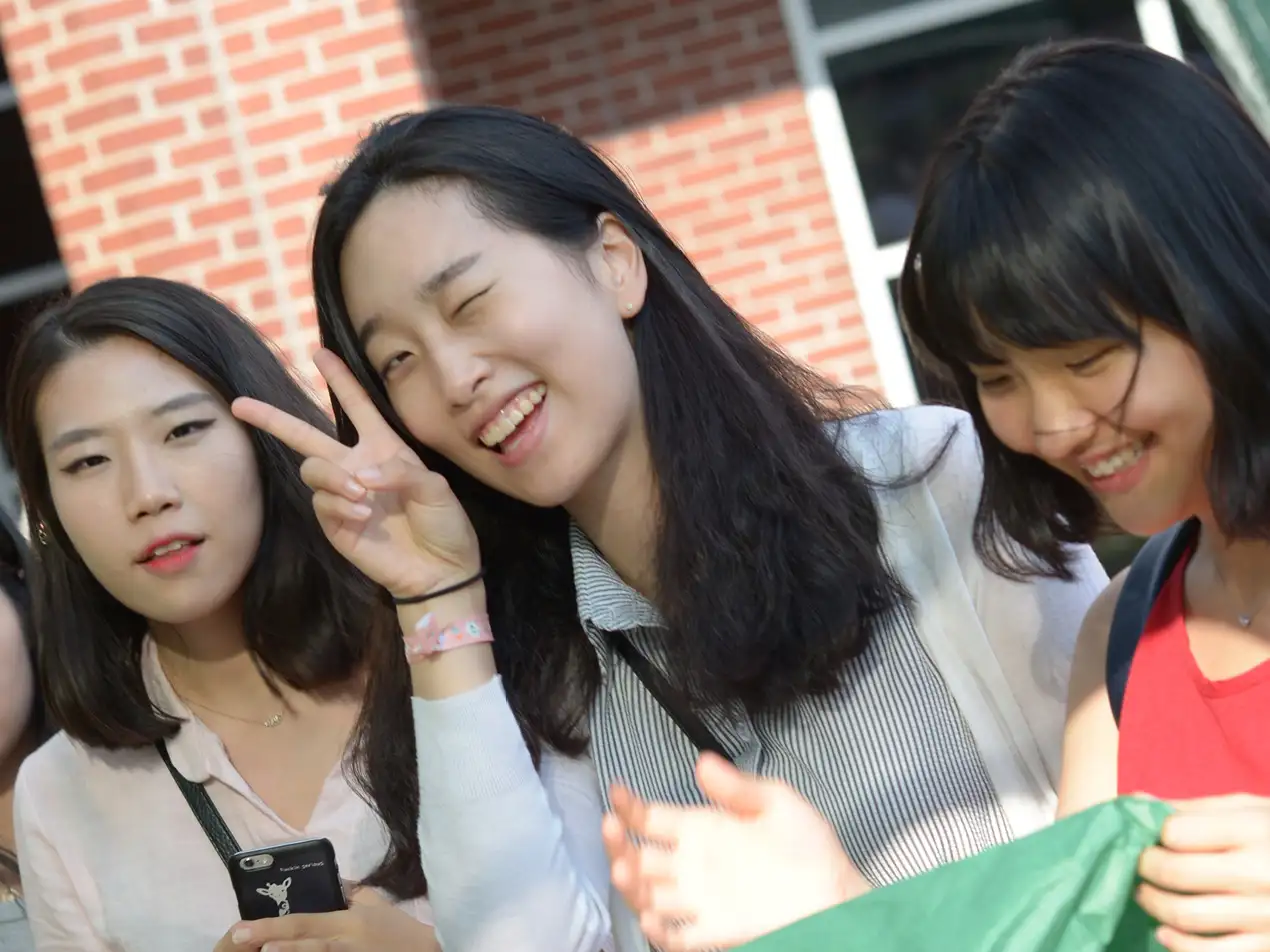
[232, 348, 480, 600]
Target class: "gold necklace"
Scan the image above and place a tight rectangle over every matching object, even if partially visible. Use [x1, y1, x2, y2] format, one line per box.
[179, 693, 286, 728]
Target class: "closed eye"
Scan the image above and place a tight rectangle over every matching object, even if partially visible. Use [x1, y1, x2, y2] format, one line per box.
[452, 285, 493, 320]
[1067, 346, 1118, 373]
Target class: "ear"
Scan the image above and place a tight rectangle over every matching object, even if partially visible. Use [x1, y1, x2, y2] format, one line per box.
[593, 212, 647, 321]
[282, 877, 292, 888]
[256, 887, 270, 897]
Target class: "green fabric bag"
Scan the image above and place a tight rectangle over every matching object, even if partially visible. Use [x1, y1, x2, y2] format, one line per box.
[739, 797, 1172, 951]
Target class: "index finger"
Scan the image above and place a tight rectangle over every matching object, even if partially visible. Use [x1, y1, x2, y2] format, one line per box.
[232, 396, 346, 462]
[313, 349, 396, 443]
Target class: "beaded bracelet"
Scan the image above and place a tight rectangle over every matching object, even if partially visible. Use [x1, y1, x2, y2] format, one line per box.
[403, 611, 494, 662]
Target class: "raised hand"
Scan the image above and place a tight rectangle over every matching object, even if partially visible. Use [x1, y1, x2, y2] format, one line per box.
[1137, 794, 1270, 951]
[232, 348, 479, 600]
[603, 753, 870, 951]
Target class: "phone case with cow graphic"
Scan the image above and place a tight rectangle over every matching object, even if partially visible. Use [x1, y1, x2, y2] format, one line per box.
[229, 838, 348, 920]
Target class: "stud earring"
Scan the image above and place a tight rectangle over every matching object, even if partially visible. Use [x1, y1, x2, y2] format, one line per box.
[35, 521, 49, 546]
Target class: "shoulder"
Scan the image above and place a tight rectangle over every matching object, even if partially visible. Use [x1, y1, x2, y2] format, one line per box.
[833, 404, 978, 484]
[1071, 566, 1129, 683]
[17, 729, 158, 811]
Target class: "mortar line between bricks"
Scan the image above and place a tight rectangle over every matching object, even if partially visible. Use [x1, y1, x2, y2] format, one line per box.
[192, 0, 303, 343]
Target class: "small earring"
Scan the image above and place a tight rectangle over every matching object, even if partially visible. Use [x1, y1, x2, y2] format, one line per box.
[623, 302, 636, 315]
[35, 521, 49, 546]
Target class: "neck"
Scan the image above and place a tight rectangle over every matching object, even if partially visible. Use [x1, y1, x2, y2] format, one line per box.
[567, 415, 659, 599]
[1193, 515, 1270, 605]
[150, 596, 284, 712]
[0, 729, 36, 861]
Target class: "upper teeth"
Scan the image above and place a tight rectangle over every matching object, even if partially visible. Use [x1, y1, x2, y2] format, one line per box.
[1084, 443, 1144, 479]
[479, 384, 546, 448]
[150, 541, 190, 558]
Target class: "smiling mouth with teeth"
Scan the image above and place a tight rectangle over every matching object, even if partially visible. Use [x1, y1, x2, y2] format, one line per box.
[1081, 441, 1146, 479]
[144, 540, 197, 561]
[478, 384, 547, 451]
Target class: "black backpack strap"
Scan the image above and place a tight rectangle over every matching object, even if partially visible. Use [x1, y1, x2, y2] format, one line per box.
[156, 739, 242, 866]
[609, 632, 735, 764]
[1106, 519, 1199, 724]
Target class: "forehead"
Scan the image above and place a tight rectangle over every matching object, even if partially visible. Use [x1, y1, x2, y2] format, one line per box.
[36, 337, 212, 431]
[339, 184, 506, 317]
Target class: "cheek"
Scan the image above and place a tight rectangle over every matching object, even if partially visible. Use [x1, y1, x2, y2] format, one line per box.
[0, 600, 32, 752]
[979, 396, 1032, 455]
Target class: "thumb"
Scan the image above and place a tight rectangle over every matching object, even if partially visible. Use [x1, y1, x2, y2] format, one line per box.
[696, 752, 770, 818]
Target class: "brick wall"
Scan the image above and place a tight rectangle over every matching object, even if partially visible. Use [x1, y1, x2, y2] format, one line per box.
[1, 0, 427, 368]
[422, 0, 877, 386]
[2, 0, 878, 387]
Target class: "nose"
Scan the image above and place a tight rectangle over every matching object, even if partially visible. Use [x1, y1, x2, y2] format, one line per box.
[1027, 385, 1097, 463]
[432, 338, 491, 411]
[122, 446, 181, 523]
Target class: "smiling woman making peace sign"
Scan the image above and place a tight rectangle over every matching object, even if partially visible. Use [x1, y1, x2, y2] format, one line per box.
[232, 349, 615, 952]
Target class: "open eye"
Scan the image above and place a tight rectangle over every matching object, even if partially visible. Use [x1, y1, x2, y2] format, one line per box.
[167, 419, 214, 441]
[379, 351, 413, 379]
[62, 454, 107, 475]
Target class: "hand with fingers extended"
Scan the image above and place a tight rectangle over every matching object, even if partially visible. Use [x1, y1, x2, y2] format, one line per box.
[1136, 794, 1270, 952]
[232, 348, 479, 601]
[603, 753, 870, 951]
[212, 887, 441, 952]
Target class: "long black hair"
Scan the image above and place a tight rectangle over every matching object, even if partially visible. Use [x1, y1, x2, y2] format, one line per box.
[900, 38, 1270, 578]
[3, 277, 424, 898]
[311, 105, 905, 756]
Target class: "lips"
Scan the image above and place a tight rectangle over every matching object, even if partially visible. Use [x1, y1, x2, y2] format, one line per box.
[137, 534, 205, 564]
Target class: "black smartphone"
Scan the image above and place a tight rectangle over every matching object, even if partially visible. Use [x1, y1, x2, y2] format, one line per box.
[228, 837, 348, 920]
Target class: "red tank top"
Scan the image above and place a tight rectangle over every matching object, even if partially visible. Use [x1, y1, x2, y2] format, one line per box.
[1118, 547, 1270, 797]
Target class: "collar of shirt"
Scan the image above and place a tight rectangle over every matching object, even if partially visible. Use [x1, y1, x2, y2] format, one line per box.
[569, 522, 663, 637]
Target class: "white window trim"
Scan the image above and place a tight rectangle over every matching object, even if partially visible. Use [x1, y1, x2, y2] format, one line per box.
[779, 0, 1188, 405]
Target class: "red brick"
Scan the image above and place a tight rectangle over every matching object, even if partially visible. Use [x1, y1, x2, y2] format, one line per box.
[231, 50, 307, 84]
[117, 179, 203, 216]
[809, 339, 871, 364]
[477, 8, 536, 33]
[22, 82, 71, 111]
[4, 21, 51, 51]
[223, 32, 253, 55]
[172, 137, 233, 168]
[754, 144, 812, 168]
[680, 160, 740, 189]
[723, 176, 784, 204]
[637, 15, 698, 43]
[135, 239, 222, 274]
[45, 182, 69, 205]
[82, 156, 156, 193]
[768, 191, 828, 218]
[753, 274, 812, 300]
[780, 239, 842, 265]
[240, 93, 272, 116]
[63, 243, 88, 266]
[266, 8, 343, 43]
[63, 95, 139, 134]
[683, 27, 744, 57]
[155, 75, 217, 106]
[99, 219, 176, 254]
[205, 258, 268, 289]
[99, 118, 186, 156]
[708, 258, 767, 284]
[594, 2, 656, 27]
[47, 35, 123, 71]
[795, 290, 854, 315]
[255, 155, 288, 177]
[735, 224, 796, 251]
[285, 67, 362, 104]
[0, 2, 18, 24]
[299, 132, 358, 166]
[137, 15, 199, 43]
[282, 245, 308, 268]
[274, 216, 308, 240]
[59, 205, 106, 232]
[189, 198, 252, 230]
[81, 56, 169, 93]
[246, 111, 324, 147]
[708, 126, 770, 153]
[374, 51, 415, 79]
[182, 45, 210, 68]
[321, 24, 405, 60]
[39, 143, 89, 173]
[776, 322, 828, 347]
[337, 85, 421, 123]
[64, 0, 149, 32]
[658, 196, 711, 219]
[200, 107, 228, 130]
[213, 0, 289, 26]
[11, 61, 35, 83]
[76, 265, 122, 286]
[358, 0, 398, 12]
[265, 175, 326, 209]
[217, 168, 243, 189]
[234, 229, 261, 250]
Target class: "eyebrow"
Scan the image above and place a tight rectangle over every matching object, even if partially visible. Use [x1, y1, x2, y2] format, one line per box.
[357, 252, 482, 350]
[47, 391, 220, 453]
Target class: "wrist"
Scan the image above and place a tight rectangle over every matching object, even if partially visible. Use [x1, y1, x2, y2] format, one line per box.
[390, 567, 484, 606]
[395, 582, 488, 625]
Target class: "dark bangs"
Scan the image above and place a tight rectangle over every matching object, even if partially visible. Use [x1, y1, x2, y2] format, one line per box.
[901, 38, 1270, 572]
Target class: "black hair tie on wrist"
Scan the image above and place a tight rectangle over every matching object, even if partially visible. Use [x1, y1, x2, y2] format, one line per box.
[392, 568, 485, 606]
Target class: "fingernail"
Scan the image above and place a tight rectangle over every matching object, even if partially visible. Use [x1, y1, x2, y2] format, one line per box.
[356, 467, 381, 482]
[345, 479, 366, 498]
[350, 503, 373, 519]
[232, 927, 251, 944]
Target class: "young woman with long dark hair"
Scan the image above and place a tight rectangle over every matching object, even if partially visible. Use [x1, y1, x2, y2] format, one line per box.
[233, 104, 1108, 952]
[6, 278, 439, 952]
